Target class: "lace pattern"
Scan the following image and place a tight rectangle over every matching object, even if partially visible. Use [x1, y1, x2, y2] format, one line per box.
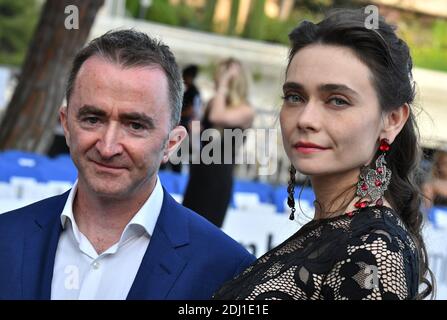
[213, 206, 419, 300]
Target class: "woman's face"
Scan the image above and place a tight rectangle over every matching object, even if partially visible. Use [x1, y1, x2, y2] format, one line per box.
[280, 44, 384, 178]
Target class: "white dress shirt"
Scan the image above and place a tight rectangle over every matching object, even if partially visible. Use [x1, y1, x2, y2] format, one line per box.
[51, 177, 163, 300]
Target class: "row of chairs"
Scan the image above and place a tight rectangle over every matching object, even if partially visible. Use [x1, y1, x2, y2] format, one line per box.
[0, 150, 77, 183]
[4, 150, 444, 225]
[158, 169, 315, 213]
[0, 150, 315, 213]
[4, 165, 440, 221]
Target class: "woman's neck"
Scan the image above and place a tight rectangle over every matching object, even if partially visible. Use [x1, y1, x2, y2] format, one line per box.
[310, 169, 360, 220]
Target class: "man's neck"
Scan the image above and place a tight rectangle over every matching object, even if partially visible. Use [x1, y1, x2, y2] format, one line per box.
[72, 179, 156, 254]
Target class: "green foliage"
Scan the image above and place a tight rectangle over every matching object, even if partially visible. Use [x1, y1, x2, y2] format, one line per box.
[125, 0, 140, 17]
[176, 3, 201, 30]
[400, 18, 447, 72]
[261, 18, 292, 44]
[227, 0, 240, 36]
[203, 0, 217, 32]
[123, 0, 447, 73]
[243, 0, 266, 40]
[412, 47, 447, 72]
[0, 0, 40, 66]
[145, 0, 179, 26]
[126, 0, 204, 30]
[432, 19, 447, 50]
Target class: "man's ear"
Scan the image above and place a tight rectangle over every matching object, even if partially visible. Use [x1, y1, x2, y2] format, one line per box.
[162, 125, 188, 164]
[59, 106, 70, 148]
[381, 103, 410, 143]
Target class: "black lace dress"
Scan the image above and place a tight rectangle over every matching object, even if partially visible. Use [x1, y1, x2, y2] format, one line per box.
[213, 205, 419, 300]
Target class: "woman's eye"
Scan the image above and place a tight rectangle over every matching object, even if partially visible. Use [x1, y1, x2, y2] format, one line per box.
[283, 94, 304, 104]
[329, 97, 349, 107]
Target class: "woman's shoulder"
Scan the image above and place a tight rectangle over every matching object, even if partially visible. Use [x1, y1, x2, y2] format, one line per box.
[348, 205, 418, 256]
[320, 206, 420, 299]
[352, 205, 407, 227]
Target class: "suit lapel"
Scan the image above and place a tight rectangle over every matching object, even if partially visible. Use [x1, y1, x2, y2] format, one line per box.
[127, 189, 190, 300]
[21, 192, 68, 299]
[19, 188, 191, 299]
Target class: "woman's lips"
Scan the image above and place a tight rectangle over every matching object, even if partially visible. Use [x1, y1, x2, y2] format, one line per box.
[295, 146, 329, 154]
[293, 142, 329, 154]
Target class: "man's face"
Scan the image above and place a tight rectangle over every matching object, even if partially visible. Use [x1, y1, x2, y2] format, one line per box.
[60, 56, 185, 200]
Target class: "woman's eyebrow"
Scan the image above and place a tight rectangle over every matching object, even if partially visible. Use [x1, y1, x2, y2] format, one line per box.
[318, 83, 360, 97]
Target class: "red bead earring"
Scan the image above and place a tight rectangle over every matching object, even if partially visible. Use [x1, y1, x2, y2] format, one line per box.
[354, 138, 391, 210]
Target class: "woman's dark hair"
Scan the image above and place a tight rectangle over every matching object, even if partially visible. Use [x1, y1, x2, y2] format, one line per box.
[288, 8, 433, 299]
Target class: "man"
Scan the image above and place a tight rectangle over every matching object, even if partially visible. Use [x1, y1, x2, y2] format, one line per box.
[0, 30, 255, 299]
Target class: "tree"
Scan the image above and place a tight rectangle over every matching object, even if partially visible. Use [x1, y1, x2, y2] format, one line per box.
[0, 0, 40, 66]
[0, 0, 104, 152]
[203, 0, 217, 32]
[243, 0, 266, 40]
[227, 0, 240, 35]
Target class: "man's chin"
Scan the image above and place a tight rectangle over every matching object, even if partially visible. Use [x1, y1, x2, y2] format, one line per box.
[96, 190, 129, 199]
[86, 182, 131, 199]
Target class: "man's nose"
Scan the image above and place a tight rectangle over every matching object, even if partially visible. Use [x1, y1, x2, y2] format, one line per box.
[96, 123, 123, 158]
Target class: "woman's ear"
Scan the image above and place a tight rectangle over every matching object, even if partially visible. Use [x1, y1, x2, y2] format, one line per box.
[381, 103, 410, 143]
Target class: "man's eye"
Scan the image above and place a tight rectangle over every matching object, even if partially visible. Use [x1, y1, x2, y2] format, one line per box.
[84, 117, 99, 124]
[130, 122, 144, 130]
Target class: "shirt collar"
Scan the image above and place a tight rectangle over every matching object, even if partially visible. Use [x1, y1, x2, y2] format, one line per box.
[60, 176, 164, 246]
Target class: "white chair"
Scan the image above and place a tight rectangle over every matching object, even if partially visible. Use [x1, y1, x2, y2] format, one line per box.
[45, 181, 73, 197]
[9, 177, 49, 201]
[0, 182, 17, 199]
[433, 208, 447, 229]
[233, 192, 261, 210]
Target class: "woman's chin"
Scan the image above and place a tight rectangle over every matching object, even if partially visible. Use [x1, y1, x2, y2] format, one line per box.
[293, 164, 337, 177]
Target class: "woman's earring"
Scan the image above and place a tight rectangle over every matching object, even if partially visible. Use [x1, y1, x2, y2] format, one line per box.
[355, 138, 392, 208]
[287, 165, 296, 220]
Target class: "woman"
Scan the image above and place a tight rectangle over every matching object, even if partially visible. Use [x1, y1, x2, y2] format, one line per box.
[213, 8, 433, 300]
[422, 149, 447, 209]
[183, 58, 254, 227]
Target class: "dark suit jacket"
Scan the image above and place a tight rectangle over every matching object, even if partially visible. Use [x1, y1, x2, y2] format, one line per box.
[0, 188, 255, 299]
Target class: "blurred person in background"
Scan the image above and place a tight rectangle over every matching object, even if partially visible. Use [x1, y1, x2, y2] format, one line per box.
[183, 58, 254, 228]
[162, 64, 202, 173]
[213, 8, 433, 300]
[422, 149, 447, 209]
[181, 64, 202, 130]
[0, 30, 254, 300]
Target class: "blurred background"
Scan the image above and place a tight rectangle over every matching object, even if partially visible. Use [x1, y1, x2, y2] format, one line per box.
[0, 0, 446, 298]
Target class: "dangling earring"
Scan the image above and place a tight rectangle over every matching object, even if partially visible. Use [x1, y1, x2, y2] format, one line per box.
[287, 165, 296, 220]
[355, 138, 392, 209]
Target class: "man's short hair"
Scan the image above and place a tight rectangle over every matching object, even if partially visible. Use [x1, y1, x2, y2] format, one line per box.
[65, 29, 183, 128]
